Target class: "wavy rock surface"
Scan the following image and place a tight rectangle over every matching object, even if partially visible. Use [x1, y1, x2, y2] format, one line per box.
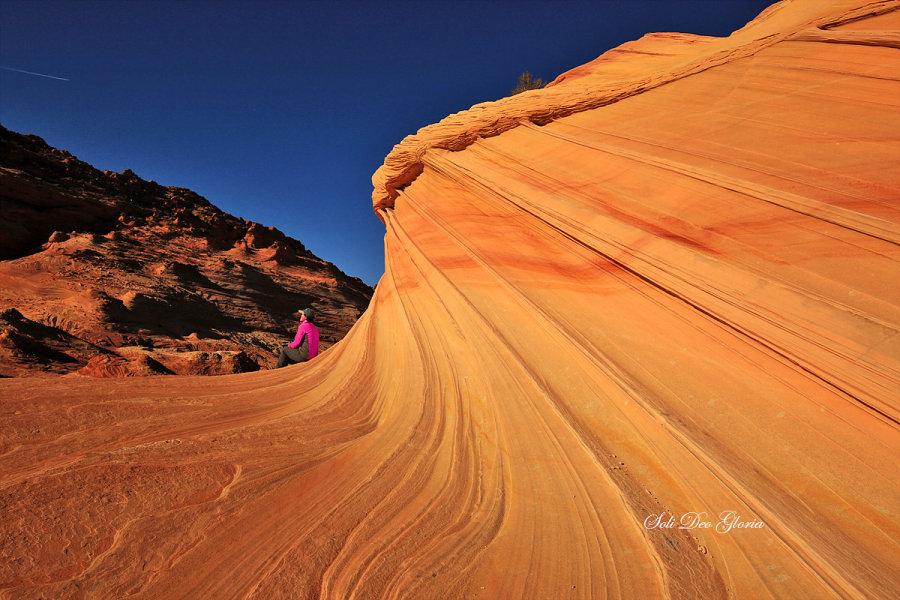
[1, 1, 898, 598]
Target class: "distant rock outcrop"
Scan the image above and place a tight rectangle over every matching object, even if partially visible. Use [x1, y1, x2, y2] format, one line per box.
[0, 127, 372, 376]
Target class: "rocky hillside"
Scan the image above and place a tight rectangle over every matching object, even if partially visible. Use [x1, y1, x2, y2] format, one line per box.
[0, 126, 373, 376]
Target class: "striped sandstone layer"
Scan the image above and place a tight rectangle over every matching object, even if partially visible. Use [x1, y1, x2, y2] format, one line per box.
[1, 1, 898, 598]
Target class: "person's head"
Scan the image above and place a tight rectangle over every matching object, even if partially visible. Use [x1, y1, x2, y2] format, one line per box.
[298, 307, 314, 323]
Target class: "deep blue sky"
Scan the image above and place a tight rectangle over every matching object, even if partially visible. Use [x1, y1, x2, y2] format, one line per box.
[0, 0, 772, 285]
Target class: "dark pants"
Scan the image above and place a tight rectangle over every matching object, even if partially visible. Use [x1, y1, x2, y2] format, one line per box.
[276, 338, 308, 368]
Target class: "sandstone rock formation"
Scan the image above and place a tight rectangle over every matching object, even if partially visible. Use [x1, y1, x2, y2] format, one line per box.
[1, 1, 898, 598]
[0, 127, 373, 376]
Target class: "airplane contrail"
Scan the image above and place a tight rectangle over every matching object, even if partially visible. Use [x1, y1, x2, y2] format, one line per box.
[0, 66, 69, 81]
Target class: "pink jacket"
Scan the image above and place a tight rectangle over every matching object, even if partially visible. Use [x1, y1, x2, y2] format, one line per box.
[289, 321, 319, 358]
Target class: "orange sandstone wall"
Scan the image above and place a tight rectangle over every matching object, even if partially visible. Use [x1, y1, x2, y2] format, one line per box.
[1, 1, 898, 598]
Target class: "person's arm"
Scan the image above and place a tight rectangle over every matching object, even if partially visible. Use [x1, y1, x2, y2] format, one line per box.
[288, 323, 305, 349]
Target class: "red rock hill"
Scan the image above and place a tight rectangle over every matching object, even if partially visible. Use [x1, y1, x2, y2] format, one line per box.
[0, 126, 373, 376]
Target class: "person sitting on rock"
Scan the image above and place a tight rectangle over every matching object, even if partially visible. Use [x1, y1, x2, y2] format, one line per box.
[276, 307, 319, 368]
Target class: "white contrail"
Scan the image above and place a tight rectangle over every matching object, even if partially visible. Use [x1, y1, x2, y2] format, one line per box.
[0, 66, 69, 81]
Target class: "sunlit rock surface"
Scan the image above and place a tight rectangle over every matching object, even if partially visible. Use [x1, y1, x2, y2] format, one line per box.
[0, 128, 372, 376]
[1, 1, 898, 597]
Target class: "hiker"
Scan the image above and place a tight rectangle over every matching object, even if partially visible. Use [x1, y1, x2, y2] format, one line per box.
[276, 307, 319, 368]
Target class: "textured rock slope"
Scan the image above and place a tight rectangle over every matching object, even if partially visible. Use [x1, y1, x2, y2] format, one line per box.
[1, 1, 898, 598]
[0, 127, 372, 376]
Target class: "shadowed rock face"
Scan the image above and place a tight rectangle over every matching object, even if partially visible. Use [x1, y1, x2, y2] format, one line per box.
[1, 1, 898, 598]
[0, 127, 373, 376]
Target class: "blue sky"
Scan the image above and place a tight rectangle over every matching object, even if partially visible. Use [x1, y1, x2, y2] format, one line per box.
[0, 0, 771, 285]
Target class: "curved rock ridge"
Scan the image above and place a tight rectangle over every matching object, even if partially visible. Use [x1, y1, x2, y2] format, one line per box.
[371, 0, 900, 214]
[1, 1, 899, 598]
